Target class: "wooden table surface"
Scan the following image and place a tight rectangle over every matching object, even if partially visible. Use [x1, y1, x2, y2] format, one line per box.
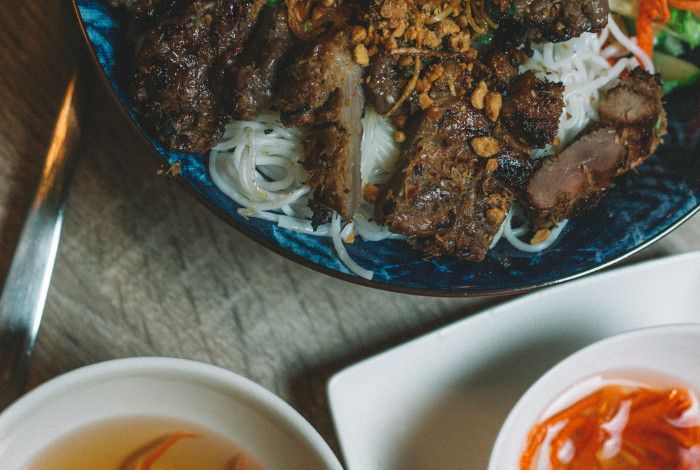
[1, 0, 699, 458]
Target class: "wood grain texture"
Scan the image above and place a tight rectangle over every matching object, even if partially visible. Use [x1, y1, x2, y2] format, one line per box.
[1, 0, 699, 458]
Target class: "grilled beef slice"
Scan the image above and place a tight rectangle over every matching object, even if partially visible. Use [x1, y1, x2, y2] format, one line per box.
[483, 45, 530, 92]
[226, 6, 293, 120]
[527, 127, 626, 225]
[277, 31, 365, 219]
[493, 0, 609, 43]
[526, 69, 665, 228]
[366, 56, 483, 116]
[131, 0, 261, 152]
[366, 53, 408, 115]
[501, 70, 565, 148]
[377, 99, 514, 262]
[598, 67, 666, 169]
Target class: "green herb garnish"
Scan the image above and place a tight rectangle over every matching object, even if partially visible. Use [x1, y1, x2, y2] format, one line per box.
[475, 33, 494, 45]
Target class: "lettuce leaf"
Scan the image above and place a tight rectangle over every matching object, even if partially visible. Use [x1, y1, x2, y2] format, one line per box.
[657, 10, 700, 56]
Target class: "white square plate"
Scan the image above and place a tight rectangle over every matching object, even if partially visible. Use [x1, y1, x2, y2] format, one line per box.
[327, 252, 700, 470]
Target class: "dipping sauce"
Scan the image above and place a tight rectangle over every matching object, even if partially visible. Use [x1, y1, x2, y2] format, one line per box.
[520, 375, 700, 469]
[26, 415, 267, 470]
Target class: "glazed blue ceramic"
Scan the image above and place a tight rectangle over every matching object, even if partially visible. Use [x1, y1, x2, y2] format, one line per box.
[73, 0, 700, 296]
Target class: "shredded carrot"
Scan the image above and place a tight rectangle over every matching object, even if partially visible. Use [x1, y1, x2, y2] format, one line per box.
[634, 0, 700, 61]
[139, 432, 199, 470]
[634, 0, 673, 63]
[520, 384, 700, 469]
[637, 1, 658, 59]
[657, 0, 673, 23]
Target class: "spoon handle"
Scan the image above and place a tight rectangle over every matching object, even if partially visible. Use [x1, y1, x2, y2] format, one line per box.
[0, 72, 82, 409]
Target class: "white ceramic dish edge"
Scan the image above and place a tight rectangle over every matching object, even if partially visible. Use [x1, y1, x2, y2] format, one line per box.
[489, 324, 700, 468]
[327, 251, 700, 470]
[0, 357, 343, 470]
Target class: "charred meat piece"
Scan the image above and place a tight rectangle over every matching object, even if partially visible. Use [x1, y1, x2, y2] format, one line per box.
[493, 0, 609, 43]
[428, 61, 476, 104]
[226, 6, 293, 120]
[527, 69, 665, 227]
[366, 56, 485, 116]
[377, 99, 511, 262]
[277, 31, 360, 126]
[304, 89, 365, 220]
[483, 45, 530, 92]
[527, 127, 626, 226]
[278, 31, 365, 219]
[494, 143, 536, 193]
[365, 53, 408, 115]
[131, 0, 260, 152]
[599, 68, 663, 128]
[501, 71, 564, 148]
[598, 68, 666, 168]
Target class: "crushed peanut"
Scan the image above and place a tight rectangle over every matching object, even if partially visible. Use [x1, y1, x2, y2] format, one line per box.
[486, 207, 506, 225]
[424, 63, 445, 82]
[471, 81, 488, 110]
[418, 92, 435, 109]
[485, 91, 502, 122]
[393, 130, 406, 143]
[353, 44, 370, 66]
[392, 115, 407, 128]
[485, 158, 499, 172]
[351, 26, 368, 43]
[359, 0, 498, 118]
[449, 31, 471, 52]
[471, 136, 500, 157]
[531, 229, 551, 245]
[435, 18, 460, 37]
[422, 30, 441, 49]
[363, 183, 381, 203]
[398, 55, 414, 67]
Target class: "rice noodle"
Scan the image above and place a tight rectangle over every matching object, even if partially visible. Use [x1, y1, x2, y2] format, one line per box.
[209, 108, 399, 278]
[607, 14, 654, 73]
[331, 214, 374, 280]
[496, 206, 570, 253]
[521, 28, 631, 157]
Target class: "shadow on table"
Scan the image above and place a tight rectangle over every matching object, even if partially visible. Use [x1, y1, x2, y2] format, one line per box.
[285, 297, 503, 458]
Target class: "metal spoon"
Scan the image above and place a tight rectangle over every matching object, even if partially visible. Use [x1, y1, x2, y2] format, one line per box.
[0, 72, 82, 409]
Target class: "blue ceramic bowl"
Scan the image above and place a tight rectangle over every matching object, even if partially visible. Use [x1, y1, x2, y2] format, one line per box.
[72, 0, 700, 296]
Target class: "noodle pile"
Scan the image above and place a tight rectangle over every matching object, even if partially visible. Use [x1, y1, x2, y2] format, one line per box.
[209, 109, 402, 280]
[209, 19, 647, 279]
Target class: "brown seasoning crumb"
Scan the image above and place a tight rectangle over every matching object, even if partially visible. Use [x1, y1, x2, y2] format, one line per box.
[471, 136, 500, 157]
[486, 207, 506, 225]
[531, 229, 551, 245]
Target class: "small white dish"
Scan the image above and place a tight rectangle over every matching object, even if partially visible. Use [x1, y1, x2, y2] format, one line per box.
[489, 324, 700, 469]
[0, 357, 342, 470]
[327, 251, 700, 470]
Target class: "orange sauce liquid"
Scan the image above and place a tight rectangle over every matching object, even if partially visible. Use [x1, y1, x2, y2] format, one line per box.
[26, 415, 267, 470]
[520, 383, 700, 469]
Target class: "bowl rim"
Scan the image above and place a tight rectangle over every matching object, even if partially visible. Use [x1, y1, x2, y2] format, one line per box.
[69, 1, 700, 297]
[0, 357, 343, 470]
[488, 323, 700, 469]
